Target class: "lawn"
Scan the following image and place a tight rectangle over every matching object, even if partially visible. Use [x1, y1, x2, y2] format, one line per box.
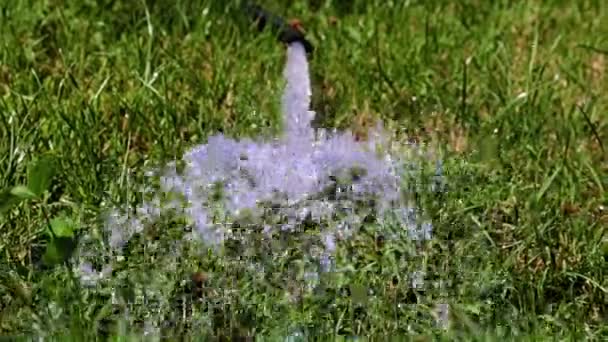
[1, 0, 607, 340]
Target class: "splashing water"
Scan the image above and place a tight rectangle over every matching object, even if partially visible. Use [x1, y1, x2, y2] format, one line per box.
[83, 42, 439, 283]
[72, 39, 449, 335]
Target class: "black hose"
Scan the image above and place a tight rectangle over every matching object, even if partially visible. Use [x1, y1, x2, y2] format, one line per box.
[243, 2, 314, 54]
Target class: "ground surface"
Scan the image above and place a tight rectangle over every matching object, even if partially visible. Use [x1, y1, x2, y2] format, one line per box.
[1, 0, 607, 340]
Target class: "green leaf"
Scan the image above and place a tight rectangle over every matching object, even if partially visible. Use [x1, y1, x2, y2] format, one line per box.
[42, 241, 62, 265]
[10, 185, 37, 199]
[27, 156, 57, 198]
[49, 216, 77, 238]
[42, 237, 77, 266]
[0, 188, 26, 214]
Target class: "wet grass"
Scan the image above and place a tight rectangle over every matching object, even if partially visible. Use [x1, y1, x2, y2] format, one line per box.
[1, 0, 607, 339]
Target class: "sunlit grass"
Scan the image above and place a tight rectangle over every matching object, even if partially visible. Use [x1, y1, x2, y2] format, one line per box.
[1, 0, 607, 339]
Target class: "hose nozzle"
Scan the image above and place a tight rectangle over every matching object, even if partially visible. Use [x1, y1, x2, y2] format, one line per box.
[244, 3, 314, 54]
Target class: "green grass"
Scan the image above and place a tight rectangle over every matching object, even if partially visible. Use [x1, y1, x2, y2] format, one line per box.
[1, 0, 607, 339]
